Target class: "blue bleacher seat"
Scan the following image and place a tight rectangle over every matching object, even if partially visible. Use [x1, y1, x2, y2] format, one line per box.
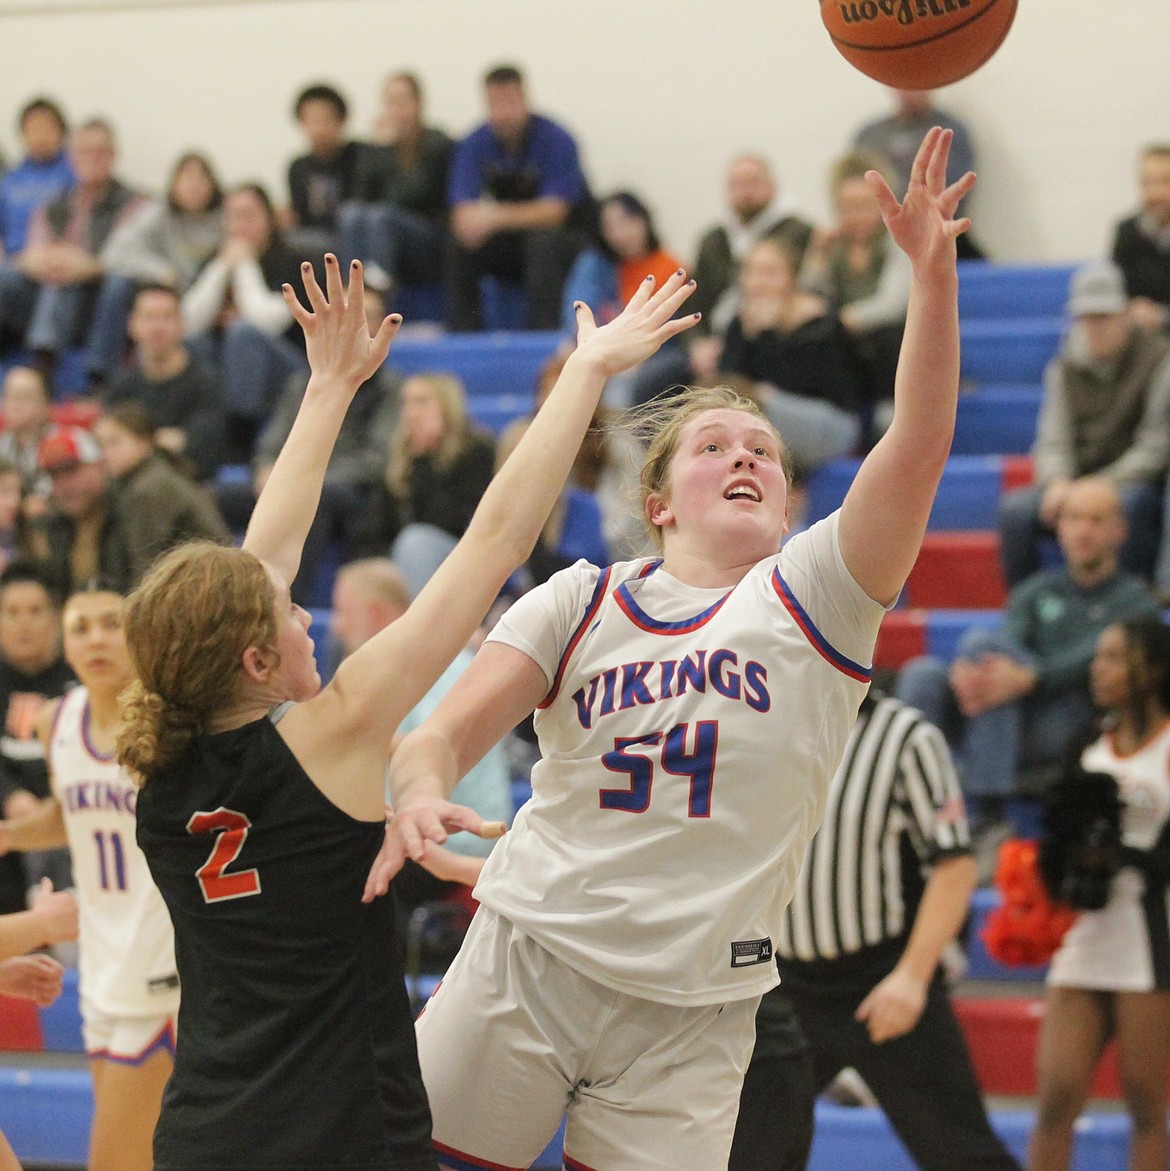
[390, 332, 560, 401]
[38, 965, 83, 1053]
[951, 385, 1043, 455]
[392, 281, 445, 324]
[807, 456, 1008, 531]
[957, 262, 1078, 320]
[960, 319, 1064, 384]
[467, 392, 535, 436]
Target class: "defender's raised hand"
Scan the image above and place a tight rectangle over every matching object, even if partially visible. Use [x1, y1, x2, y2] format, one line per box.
[282, 254, 402, 391]
[572, 268, 700, 377]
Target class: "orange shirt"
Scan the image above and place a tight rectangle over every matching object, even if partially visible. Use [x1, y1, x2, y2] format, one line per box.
[617, 247, 683, 307]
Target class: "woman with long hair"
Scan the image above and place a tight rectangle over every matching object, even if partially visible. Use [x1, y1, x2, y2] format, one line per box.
[116, 254, 697, 1169]
[0, 581, 177, 1171]
[1029, 614, 1170, 1171]
[353, 371, 496, 597]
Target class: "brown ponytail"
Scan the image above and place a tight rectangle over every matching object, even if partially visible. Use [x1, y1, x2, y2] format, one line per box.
[116, 542, 277, 781]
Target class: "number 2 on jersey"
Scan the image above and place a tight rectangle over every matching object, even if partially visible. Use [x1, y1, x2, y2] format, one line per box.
[600, 720, 718, 817]
[187, 808, 261, 903]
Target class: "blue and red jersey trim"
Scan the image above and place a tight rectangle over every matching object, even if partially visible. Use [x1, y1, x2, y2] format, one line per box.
[770, 568, 871, 683]
[614, 562, 733, 636]
[538, 566, 613, 710]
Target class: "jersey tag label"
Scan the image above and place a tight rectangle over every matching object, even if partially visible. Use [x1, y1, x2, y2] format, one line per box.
[730, 937, 773, 968]
[148, 974, 181, 994]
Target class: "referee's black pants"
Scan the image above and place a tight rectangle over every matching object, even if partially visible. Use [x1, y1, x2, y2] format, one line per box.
[732, 967, 1021, 1171]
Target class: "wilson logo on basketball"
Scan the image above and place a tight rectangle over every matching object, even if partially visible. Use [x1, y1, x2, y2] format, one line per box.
[835, 0, 972, 26]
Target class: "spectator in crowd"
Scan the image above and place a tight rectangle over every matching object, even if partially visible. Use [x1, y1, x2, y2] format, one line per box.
[897, 476, 1160, 834]
[0, 98, 74, 350]
[997, 261, 1169, 588]
[102, 152, 224, 292]
[560, 190, 682, 338]
[0, 561, 74, 914]
[731, 692, 1020, 1171]
[1029, 615, 1170, 1171]
[559, 190, 682, 410]
[339, 71, 452, 292]
[704, 234, 863, 475]
[1111, 143, 1170, 334]
[101, 283, 226, 481]
[284, 83, 364, 258]
[181, 182, 307, 460]
[27, 426, 131, 594]
[1, 119, 145, 385]
[631, 233, 865, 475]
[852, 87, 981, 258]
[92, 402, 230, 583]
[330, 557, 512, 912]
[88, 151, 225, 386]
[216, 286, 401, 606]
[352, 372, 495, 597]
[800, 149, 912, 412]
[690, 153, 815, 337]
[0, 459, 31, 572]
[0, 365, 53, 498]
[446, 63, 592, 332]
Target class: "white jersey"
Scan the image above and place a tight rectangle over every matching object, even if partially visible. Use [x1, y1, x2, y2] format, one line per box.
[1049, 720, 1170, 992]
[479, 513, 886, 1006]
[50, 687, 179, 1019]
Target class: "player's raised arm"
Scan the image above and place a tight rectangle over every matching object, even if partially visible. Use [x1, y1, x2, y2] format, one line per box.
[838, 127, 975, 606]
[326, 272, 699, 742]
[243, 255, 401, 587]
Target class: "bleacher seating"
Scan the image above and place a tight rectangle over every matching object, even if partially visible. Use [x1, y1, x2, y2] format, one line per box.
[390, 330, 559, 403]
[957, 262, 1077, 320]
[808, 454, 1027, 532]
[952, 384, 1042, 456]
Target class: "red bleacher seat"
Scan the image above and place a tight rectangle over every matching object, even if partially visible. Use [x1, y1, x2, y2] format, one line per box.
[1001, 453, 1035, 492]
[873, 610, 926, 672]
[954, 995, 1170, 1099]
[0, 993, 43, 1051]
[906, 532, 1007, 610]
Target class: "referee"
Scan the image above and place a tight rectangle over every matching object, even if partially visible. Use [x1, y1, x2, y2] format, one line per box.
[730, 691, 1021, 1171]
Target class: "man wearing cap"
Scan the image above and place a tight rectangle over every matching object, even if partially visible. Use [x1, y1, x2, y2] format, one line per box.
[996, 259, 1170, 588]
[27, 425, 132, 595]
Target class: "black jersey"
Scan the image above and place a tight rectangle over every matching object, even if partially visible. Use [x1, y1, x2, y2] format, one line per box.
[136, 712, 436, 1171]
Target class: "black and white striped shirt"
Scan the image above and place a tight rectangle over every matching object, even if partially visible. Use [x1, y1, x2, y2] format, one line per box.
[778, 693, 971, 962]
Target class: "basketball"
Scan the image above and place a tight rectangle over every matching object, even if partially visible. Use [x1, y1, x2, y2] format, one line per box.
[820, 0, 1018, 90]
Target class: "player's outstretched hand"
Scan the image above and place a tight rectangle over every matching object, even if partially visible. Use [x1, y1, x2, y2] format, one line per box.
[282, 254, 402, 393]
[866, 126, 975, 278]
[573, 268, 700, 378]
[361, 802, 505, 903]
[0, 954, 64, 1007]
[29, 879, 78, 945]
